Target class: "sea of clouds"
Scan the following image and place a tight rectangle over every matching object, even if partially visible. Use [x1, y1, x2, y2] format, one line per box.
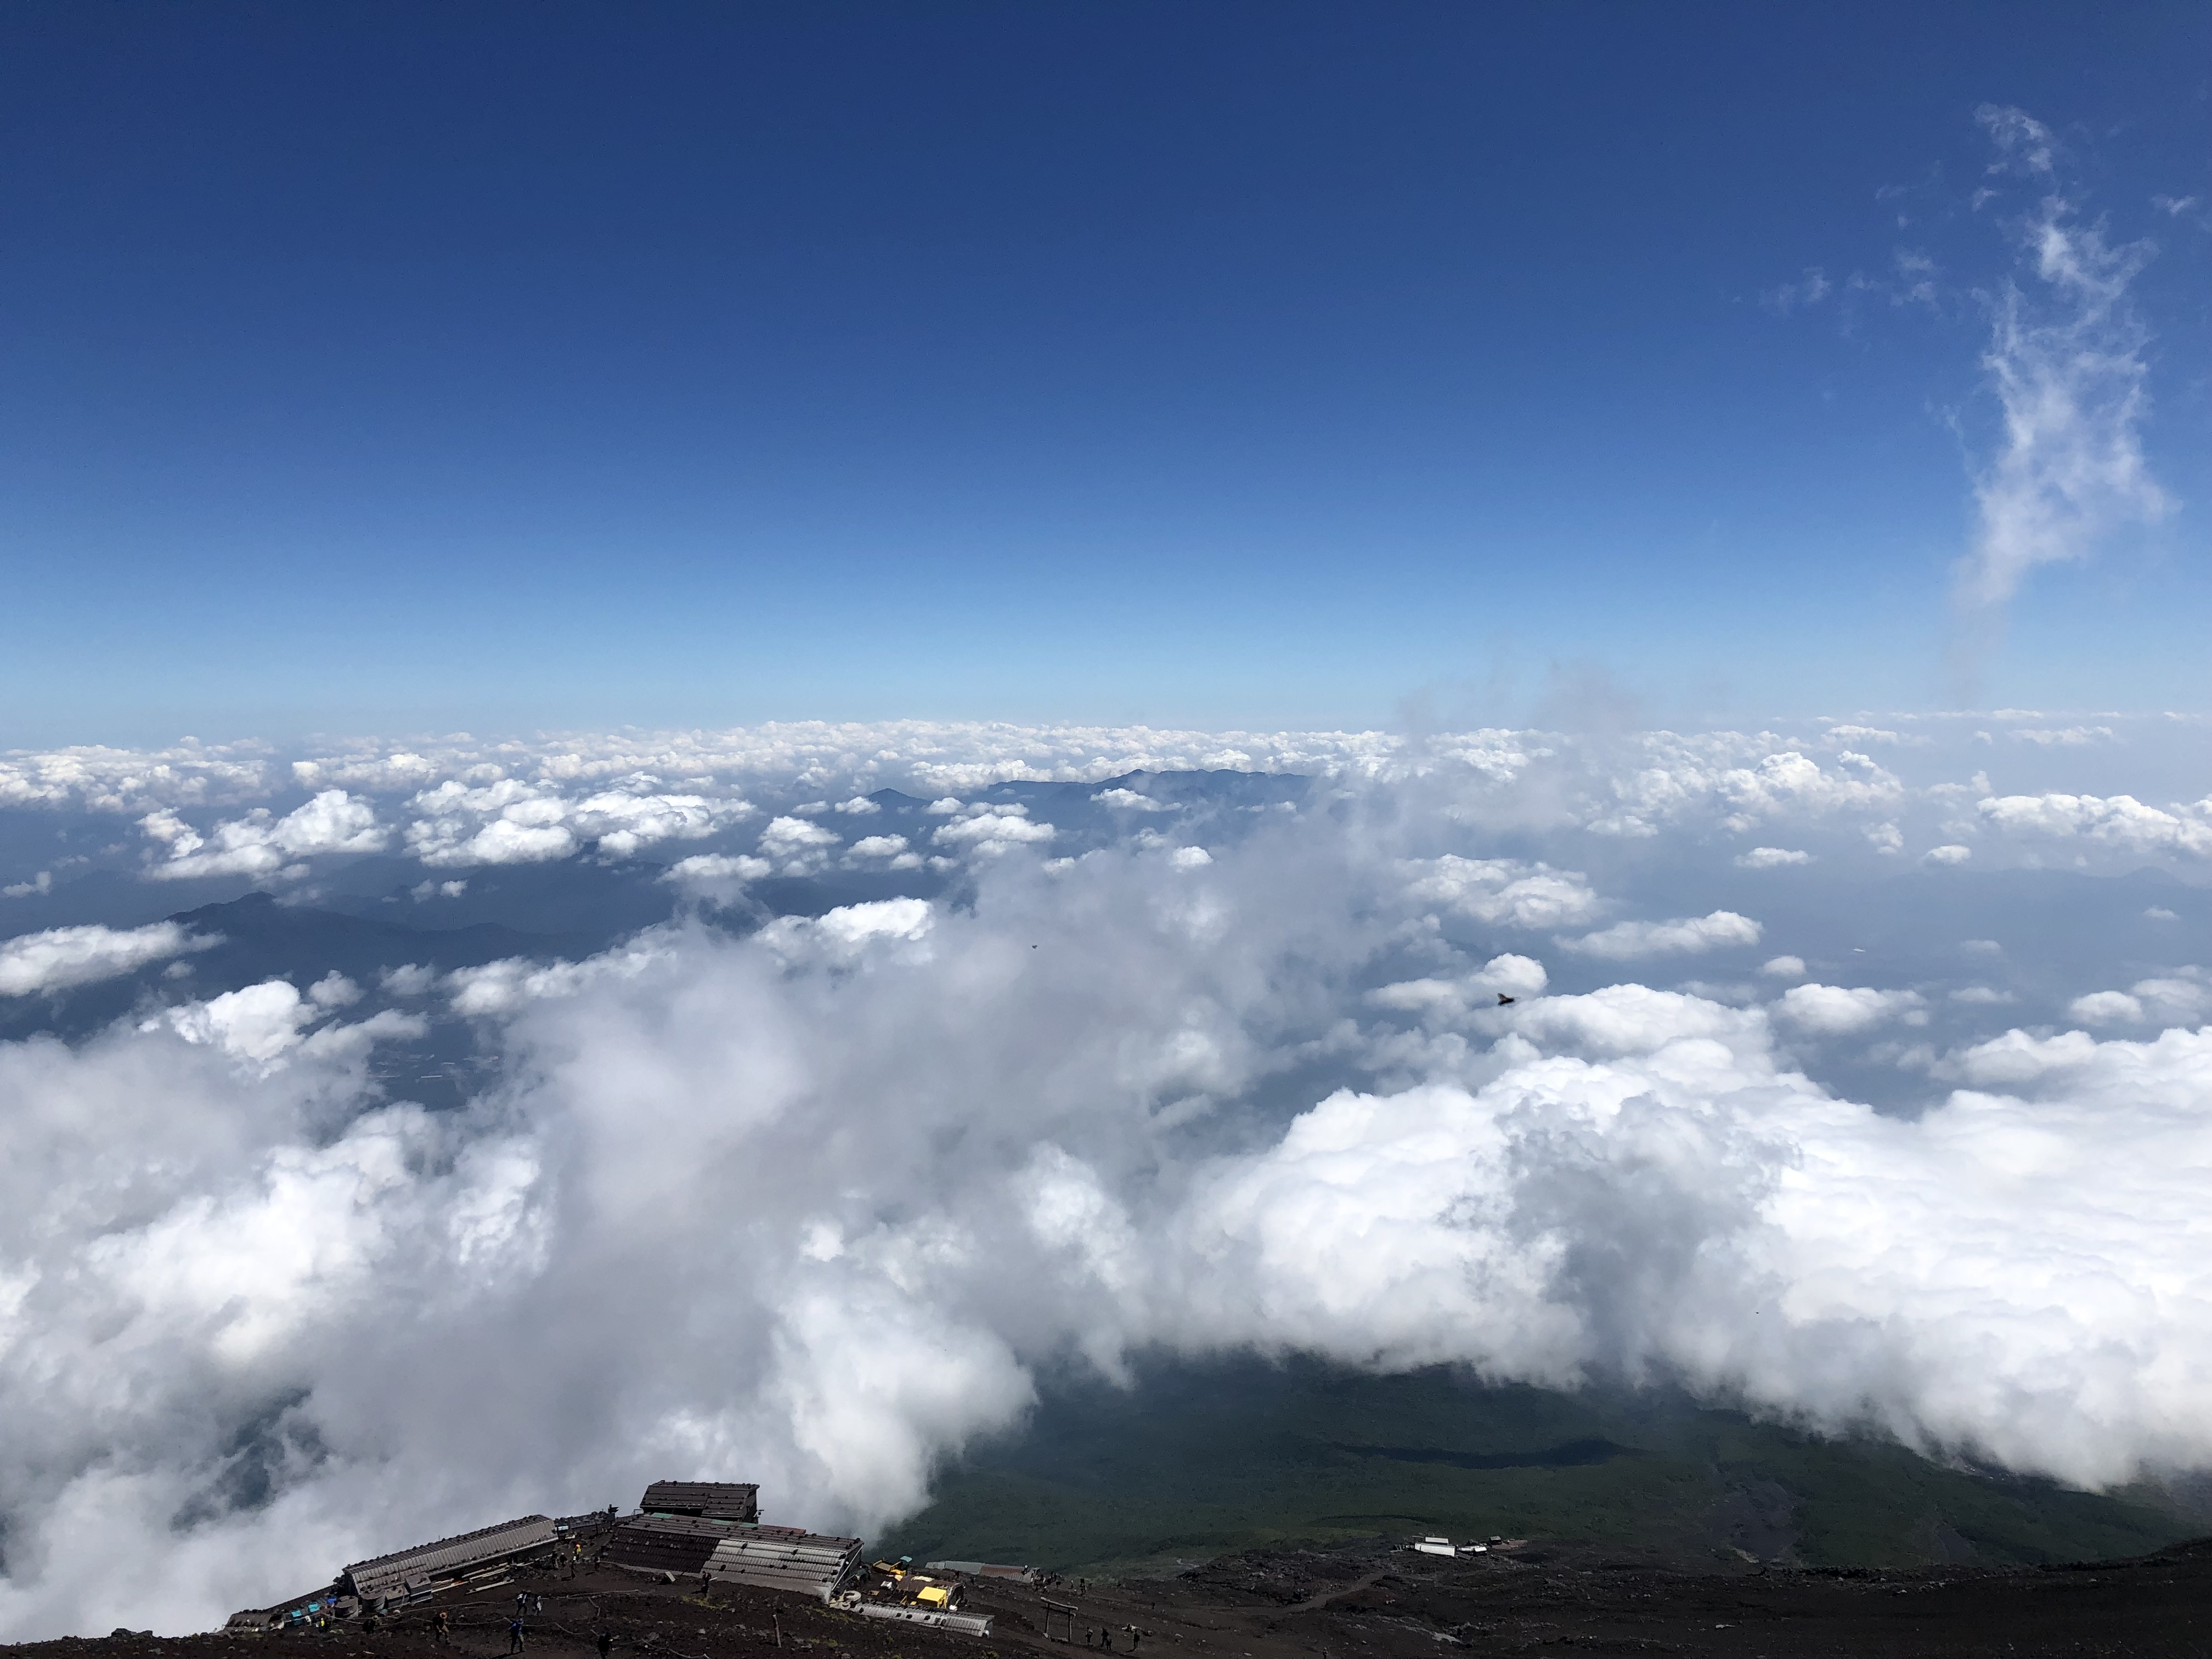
[0, 714, 2208, 1638]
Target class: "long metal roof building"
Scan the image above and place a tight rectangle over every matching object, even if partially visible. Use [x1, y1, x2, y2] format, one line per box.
[343, 1515, 557, 1602]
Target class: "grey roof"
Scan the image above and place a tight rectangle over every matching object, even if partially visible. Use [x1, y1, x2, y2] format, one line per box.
[927, 1560, 1036, 1582]
[856, 1603, 995, 1637]
[639, 1481, 759, 1521]
[700, 1531, 862, 1601]
[344, 1515, 556, 1601]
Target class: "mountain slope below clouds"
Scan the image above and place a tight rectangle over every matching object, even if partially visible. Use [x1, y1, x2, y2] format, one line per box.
[881, 1358, 2202, 1576]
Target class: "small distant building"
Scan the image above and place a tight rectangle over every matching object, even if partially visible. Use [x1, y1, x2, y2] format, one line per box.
[639, 1481, 760, 1521]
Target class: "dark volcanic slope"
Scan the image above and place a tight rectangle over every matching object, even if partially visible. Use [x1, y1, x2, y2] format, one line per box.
[11, 1533, 2212, 1659]
[882, 1361, 2200, 1575]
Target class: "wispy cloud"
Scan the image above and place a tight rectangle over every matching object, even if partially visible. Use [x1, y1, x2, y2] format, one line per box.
[1954, 106, 2171, 629]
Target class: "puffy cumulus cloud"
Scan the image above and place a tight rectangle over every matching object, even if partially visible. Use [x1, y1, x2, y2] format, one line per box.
[1735, 847, 1811, 869]
[1978, 791, 2212, 861]
[930, 806, 1057, 858]
[1561, 911, 1762, 961]
[140, 792, 386, 880]
[0, 741, 276, 813]
[3, 851, 2212, 1641]
[11, 725, 2212, 1638]
[1577, 743, 1904, 840]
[17, 716, 2212, 894]
[1400, 856, 1600, 930]
[1367, 955, 1549, 1024]
[663, 854, 773, 889]
[846, 834, 914, 865]
[2068, 971, 2212, 1030]
[1773, 984, 1929, 1036]
[0, 923, 219, 997]
[757, 815, 844, 874]
[403, 781, 754, 868]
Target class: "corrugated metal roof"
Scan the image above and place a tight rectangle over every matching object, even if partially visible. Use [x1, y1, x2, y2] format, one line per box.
[623, 1514, 747, 1539]
[602, 1523, 720, 1577]
[855, 1602, 995, 1637]
[639, 1481, 759, 1521]
[344, 1516, 556, 1601]
[698, 1531, 861, 1602]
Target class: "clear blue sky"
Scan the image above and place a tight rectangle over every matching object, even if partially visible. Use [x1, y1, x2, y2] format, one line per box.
[3, 1, 2207, 744]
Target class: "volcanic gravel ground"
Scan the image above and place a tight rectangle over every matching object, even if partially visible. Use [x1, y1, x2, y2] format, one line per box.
[10, 1534, 2212, 1659]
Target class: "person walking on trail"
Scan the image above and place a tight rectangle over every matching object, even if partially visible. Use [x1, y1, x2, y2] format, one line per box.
[509, 1616, 527, 1654]
[596, 1632, 613, 1659]
[432, 1612, 451, 1647]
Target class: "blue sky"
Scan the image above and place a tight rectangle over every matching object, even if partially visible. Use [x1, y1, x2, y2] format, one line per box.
[3, 1, 2207, 743]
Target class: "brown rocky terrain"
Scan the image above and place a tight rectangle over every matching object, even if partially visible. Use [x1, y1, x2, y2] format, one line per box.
[10, 1532, 2211, 1659]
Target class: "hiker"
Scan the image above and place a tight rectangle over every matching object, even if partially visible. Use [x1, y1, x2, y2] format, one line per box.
[596, 1633, 614, 1659]
[509, 1615, 527, 1654]
[432, 1611, 451, 1647]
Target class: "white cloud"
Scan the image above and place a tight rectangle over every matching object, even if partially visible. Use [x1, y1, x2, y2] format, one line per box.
[1735, 847, 1811, 868]
[847, 835, 911, 860]
[0, 923, 218, 997]
[158, 980, 318, 1064]
[1923, 844, 1973, 865]
[3, 871, 52, 899]
[759, 816, 842, 856]
[1561, 911, 1762, 960]
[662, 853, 772, 885]
[1978, 792, 2212, 860]
[834, 797, 881, 815]
[1401, 856, 1601, 930]
[10, 719, 2212, 1640]
[1762, 267, 1830, 314]
[2069, 990, 2144, 1025]
[1367, 954, 1549, 1023]
[1956, 108, 2171, 611]
[1169, 847, 1212, 870]
[1092, 788, 1176, 812]
[403, 781, 577, 867]
[1774, 984, 1928, 1035]
[2069, 972, 2211, 1030]
[8, 783, 2212, 1644]
[140, 791, 386, 880]
[930, 812, 1056, 857]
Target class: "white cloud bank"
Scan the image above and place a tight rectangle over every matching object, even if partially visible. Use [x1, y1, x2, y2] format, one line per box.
[2, 761, 2211, 1643]
[0, 922, 218, 997]
[1561, 911, 1762, 961]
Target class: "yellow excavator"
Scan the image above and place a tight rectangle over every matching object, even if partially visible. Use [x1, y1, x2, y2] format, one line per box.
[870, 1558, 963, 1611]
